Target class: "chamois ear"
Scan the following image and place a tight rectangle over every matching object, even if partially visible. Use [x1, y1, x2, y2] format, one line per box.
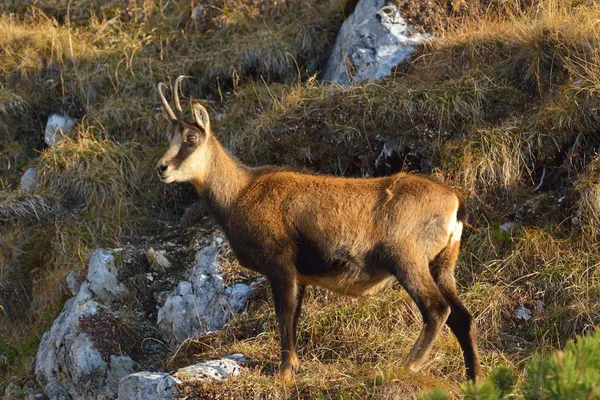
[191, 102, 211, 134]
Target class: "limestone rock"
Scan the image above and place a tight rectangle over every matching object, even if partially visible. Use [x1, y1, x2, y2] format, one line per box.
[87, 249, 125, 303]
[323, 0, 429, 85]
[36, 235, 253, 399]
[146, 248, 172, 273]
[66, 270, 81, 296]
[499, 221, 516, 232]
[157, 246, 253, 345]
[117, 372, 180, 400]
[44, 114, 76, 147]
[118, 355, 246, 400]
[35, 250, 133, 400]
[174, 355, 244, 381]
[19, 167, 39, 191]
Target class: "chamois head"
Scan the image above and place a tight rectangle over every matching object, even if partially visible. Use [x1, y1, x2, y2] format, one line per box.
[156, 76, 212, 184]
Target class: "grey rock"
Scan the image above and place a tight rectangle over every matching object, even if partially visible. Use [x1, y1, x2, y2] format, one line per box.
[174, 356, 243, 381]
[107, 356, 136, 396]
[191, 5, 206, 22]
[118, 372, 180, 400]
[146, 248, 171, 273]
[118, 355, 245, 400]
[44, 114, 76, 147]
[36, 235, 253, 400]
[2, 382, 41, 400]
[499, 221, 516, 232]
[3, 381, 21, 400]
[323, 0, 429, 85]
[87, 250, 125, 303]
[20, 167, 39, 191]
[194, 245, 220, 274]
[516, 306, 532, 322]
[35, 250, 133, 400]
[157, 246, 253, 345]
[66, 270, 81, 296]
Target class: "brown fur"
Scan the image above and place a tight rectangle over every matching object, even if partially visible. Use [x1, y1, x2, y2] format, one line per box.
[156, 79, 481, 381]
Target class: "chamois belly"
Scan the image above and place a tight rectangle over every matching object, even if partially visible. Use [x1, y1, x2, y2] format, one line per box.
[298, 272, 396, 297]
[294, 235, 395, 297]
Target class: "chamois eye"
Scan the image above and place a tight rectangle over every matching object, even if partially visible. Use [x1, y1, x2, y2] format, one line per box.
[186, 135, 198, 146]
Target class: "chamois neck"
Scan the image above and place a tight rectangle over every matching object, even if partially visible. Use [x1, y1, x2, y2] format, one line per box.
[192, 136, 252, 221]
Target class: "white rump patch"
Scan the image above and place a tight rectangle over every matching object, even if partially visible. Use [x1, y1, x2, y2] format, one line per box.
[447, 206, 463, 243]
[451, 221, 463, 243]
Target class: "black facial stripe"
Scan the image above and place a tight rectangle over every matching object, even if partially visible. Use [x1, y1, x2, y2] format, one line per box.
[170, 140, 198, 169]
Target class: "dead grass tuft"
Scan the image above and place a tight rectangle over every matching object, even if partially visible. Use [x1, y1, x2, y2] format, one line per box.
[575, 153, 600, 234]
[0, 191, 61, 223]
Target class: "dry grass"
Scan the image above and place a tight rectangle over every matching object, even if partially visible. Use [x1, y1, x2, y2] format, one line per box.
[2, 0, 600, 398]
[575, 152, 600, 234]
[173, 284, 462, 399]
[0, 191, 61, 224]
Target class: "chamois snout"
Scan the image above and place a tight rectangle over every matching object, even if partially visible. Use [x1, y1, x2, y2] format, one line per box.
[156, 162, 170, 178]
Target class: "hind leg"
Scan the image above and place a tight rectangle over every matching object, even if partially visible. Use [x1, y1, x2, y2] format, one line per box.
[387, 248, 451, 371]
[431, 240, 481, 380]
[293, 285, 305, 346]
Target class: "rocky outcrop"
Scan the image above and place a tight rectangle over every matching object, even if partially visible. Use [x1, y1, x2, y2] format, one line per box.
[35, 230, 255, 400]
[65, 271, 81, 296]
[35, 250, 133, 400]
[323, 0, 429, 85]
[157, 245, 253, 345]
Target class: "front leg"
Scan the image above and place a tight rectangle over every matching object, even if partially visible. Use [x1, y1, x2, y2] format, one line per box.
[268, 270, 301, 382]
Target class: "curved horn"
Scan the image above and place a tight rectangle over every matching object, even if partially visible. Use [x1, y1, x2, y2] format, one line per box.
[158, 82, 177, 121]
[173, 75, 190, 114]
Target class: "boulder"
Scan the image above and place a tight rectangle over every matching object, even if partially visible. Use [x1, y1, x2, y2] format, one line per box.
[118, 355, 246, 400]
[44, 114, 76, 147]
[87, 250, 126, 303]
[117, 372, 179, 400]
[323, 0, 429, 85]
[19, 167, 39, 191]
[146, 248, 172, 274]
[157, 246, 253, 345]
[174, 355, 244, 381]
[35, 249, 133, 400]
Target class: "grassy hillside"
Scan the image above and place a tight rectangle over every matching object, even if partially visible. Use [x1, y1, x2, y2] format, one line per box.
[2, 0, 600, 398]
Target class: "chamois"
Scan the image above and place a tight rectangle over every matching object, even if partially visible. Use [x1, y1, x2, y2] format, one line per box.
[156, 76, 481, 381]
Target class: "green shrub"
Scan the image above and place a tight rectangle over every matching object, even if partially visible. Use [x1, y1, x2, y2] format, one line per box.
[422, 330, 600, 400]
